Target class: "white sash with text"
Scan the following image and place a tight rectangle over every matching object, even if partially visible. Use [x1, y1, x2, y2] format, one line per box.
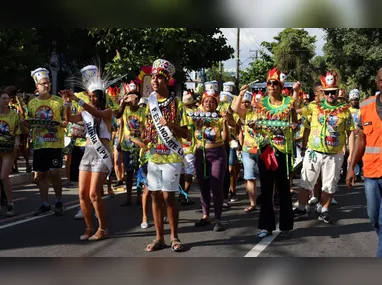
[81, 111, 113, 172]
[148, 92, 184, 158]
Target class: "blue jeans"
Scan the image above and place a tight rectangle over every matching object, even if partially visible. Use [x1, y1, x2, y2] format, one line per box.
[364, 177, 382, 257]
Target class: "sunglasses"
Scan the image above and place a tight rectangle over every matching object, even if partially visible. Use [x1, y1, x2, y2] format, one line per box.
[266, 80, 280, 86]
[324, 90, 337, 95]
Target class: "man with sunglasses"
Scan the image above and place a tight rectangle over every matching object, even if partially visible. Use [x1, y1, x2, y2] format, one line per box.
[294, 71, 354, 224]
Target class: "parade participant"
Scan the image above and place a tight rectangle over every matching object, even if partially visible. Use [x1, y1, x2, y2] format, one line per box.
[143, 59, 188, 252]
[179, 91, 196, 205]
[0, 90, 22, 216]
[237, 68, 298, 237]
[5, 86, 31, 174]
[232, 90, 260, 211]
[347, 89, 362, 181]
[113, 81, 146, 206]
[112, 115, 124, 188]
[60, 69, 121, 240]
[191, 89, 230, 231]
[346, 68, 382, 257]
[70, 65, 117, 219]
[138, 97, 148, 108]
[220, 91, 240, 202]
[294, 71, 354, 223]
[26, 68, 66, 216]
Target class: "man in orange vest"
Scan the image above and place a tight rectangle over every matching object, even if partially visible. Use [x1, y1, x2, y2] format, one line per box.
[346, 67, 382, 257]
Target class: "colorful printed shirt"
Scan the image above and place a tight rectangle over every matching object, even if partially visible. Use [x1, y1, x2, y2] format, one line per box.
[301, 100, 354, 154]
[194, 116, 225, 147]
[255, 95, 295, 154]
[27, 95, 65, 150]
[182, 107, 196, 155]
[0, 110, 21, 143]
[145, 96, 188, 164]
[121, 106, 146, 152]
[242, 111, 264, 153]
[349, 106, 361, 126]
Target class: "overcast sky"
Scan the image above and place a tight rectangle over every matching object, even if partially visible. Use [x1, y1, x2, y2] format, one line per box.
[220, 28, 326, 72]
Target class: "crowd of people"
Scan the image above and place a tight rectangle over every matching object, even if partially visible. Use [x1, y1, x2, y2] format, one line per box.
[0, 58, 381, 256]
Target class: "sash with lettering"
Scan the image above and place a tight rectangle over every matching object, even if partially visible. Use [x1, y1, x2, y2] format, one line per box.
[148, 92, 184, 158]
[81, 111, 113, 172]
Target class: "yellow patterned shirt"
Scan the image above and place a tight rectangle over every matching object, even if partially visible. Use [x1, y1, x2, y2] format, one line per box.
[121, 106, 146, 151]
[242, 111, 263, 153]
[182, 107, 196, 155]
[301, 101, 354, 154]
[0, 110, 21, 142]
[28, 95, 65, 150]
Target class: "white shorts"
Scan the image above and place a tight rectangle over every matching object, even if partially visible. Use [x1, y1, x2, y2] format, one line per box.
[181, 153, 195, 175]
[300, 149, 344, 194]
[147, 161, 182, 192]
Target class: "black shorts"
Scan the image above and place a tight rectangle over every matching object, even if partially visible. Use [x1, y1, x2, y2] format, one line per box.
[33, 148, 63, 172]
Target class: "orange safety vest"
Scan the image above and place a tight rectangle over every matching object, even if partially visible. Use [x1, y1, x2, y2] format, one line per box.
[360, 95, 382, 178]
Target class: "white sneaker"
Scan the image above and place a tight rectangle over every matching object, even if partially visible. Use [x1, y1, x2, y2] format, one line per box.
[74, 209, 84, 219]
[308, 197, 319, 205]
[331, 198, 337, 205]
[141, 222, 148, 229]
[316, 203, 323, 213]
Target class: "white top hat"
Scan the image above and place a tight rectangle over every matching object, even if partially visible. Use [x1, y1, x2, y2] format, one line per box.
[31, 68, 50, 84]
[81, 65, 98, 82]
[220, 91, 233, 103]
[242, 91, 253, 102]
[139, 97, 148, 105]
[205, 81, 219, 91]
[223, 81, 235, 92]
[349, 89, 360, 100]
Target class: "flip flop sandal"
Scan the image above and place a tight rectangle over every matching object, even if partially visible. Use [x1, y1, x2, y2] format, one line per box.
[170, 238, 183, 252]
[256, 230, 272, 238]
[244, 205, 257, 212]
[145, 240, 166, 252]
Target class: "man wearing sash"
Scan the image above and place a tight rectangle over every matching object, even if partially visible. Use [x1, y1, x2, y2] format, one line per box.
[25, 68, 66, 216]
[144, 59, 189, 252]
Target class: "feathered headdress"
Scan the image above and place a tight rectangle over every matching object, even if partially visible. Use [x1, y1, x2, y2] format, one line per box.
[65, 58, 126, 93]
[266, 67, 286, 86]
[135, 65, 176, 86]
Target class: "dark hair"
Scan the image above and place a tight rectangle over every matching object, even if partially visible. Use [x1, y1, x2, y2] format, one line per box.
[4, 86, 17, 96]
[93, 89, 107, 110]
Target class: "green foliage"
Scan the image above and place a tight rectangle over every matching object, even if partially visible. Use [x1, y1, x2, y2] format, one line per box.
[205, 62, 235, 84]
[240, 48, 275, 85]
[0, 29, 45, 90]
[262, 28, 317, 85]
[322, 28, 382, 97]
[89, 28, 235, 85]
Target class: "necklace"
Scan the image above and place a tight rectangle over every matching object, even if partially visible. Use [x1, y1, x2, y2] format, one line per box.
[317, 100, 349, 116]
[157, 94, 175, 109]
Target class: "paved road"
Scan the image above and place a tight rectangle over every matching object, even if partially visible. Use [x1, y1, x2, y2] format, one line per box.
[0, 177, 377, 257]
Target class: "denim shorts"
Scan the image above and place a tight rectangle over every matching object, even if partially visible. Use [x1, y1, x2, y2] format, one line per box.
[229, 148, 238, 166]
[241, 151, 259, 180]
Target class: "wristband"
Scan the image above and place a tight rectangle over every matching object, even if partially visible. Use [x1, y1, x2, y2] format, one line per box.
[64, 102, 72, 108]
[78, 99, 85, 107]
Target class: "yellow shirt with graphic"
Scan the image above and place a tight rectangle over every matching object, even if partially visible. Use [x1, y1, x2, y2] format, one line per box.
[146, 97, 188, 164]
[121, 106, 146, 151]
[182, 107, 196, 155]
[0, 110, 21, 143]
[28, 95, 65, 150]
[242, 111, 263, 153]
[194, 117, 224, 147]
[301, 101, 355, 154]
[349, 106, 361, 127]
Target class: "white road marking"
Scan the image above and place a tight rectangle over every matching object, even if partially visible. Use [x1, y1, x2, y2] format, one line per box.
[244, 223, 280, 257]
[0, 191, 125, 231]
